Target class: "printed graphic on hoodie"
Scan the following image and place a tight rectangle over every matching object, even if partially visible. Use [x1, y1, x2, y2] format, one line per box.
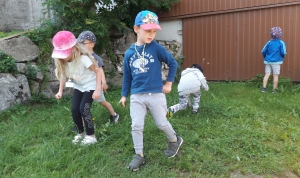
[129, 52, 155, 74]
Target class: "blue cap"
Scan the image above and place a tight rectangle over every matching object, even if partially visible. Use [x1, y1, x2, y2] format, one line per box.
[134, 10, 161, 30]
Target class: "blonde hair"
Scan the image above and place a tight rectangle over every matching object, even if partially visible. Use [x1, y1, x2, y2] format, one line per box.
[54, 43, 98, 80]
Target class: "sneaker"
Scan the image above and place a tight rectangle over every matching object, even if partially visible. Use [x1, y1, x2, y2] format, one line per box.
[72, 133, 85, 144]
[164, 136, 183, 158]
[81, 135, 97, 145]
[272, 89, 278, 94]
[166, 108, 173, 119]
[192, 109, 198, 114]
[127, 154, 145, 171]
[110, 113, 119, 123]
[261, 88, 267, 93]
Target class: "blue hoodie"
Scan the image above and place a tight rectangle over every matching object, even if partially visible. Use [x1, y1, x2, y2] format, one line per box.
[122, 41, 178, 97]
[261, 39, 287, 64]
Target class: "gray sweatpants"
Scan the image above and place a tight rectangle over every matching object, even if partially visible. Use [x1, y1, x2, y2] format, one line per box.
[130, 93, 177, 154]
[170, 90, 201, 113]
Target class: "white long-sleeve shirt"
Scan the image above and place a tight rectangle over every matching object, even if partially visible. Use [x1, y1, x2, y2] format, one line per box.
[178, 68, 209, 95]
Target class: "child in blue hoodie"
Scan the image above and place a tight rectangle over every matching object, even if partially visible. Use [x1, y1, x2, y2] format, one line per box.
[119, 10, 183, 171]
[261, 27, 287, 93]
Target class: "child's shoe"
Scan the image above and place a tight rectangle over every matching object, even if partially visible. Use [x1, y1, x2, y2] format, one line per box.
[72, 133, 85, 144]
[261, 88, 267, 93]
[81, 135, 97, 145]
[166, 108, 174, 119]
[164, 136, 183, 158]
[192, 109, 198, 114]
[127, 154, 145, 171]
[272, 89, 278, 94]
[110, 113, 119, 123]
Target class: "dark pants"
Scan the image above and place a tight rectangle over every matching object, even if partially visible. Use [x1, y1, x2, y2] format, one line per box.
[71, 89, 95, 135]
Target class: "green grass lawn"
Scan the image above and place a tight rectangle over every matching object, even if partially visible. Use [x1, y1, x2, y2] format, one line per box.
[1, 82, 300, 177]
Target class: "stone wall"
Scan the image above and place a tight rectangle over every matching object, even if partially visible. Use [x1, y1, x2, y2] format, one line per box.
[0, 0, 49, 31]
[0, 28, 182, 113]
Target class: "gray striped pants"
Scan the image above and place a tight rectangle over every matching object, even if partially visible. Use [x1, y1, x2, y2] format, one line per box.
[169, 91, 201, 113]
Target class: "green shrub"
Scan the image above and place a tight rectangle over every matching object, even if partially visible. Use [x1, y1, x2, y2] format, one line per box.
[41, 0, 179, 54]
[0, 52, 18, 74]
[24, 63, 37, 86]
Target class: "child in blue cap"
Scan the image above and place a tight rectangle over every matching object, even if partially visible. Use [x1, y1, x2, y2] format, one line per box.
[77, 30, 119, 124]
[119, 10, 183, 171]
[261, 27, 287, 93]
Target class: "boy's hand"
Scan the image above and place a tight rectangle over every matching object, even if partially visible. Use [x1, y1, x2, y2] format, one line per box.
[119, 96, 127, 107]
[102, 83, 108, 93]
[162, 82, 172, 94]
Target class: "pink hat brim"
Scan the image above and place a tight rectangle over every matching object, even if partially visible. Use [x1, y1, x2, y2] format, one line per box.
[140, 24, 162, 30]
[51, 48, 72, 59]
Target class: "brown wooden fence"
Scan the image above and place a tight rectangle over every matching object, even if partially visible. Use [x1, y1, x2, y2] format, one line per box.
[159, 0, 300, 81]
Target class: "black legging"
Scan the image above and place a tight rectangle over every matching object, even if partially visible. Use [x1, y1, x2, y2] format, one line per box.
[71, 89, 95, 135]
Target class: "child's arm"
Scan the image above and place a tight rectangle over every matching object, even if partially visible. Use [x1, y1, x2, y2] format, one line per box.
[162, 82, 172, 94]
[261, 41, 270, 58]
[280, 40, 287, 58]
[55, 78, 66, 99]
[119, 96, 127, 107]
[89, 65, 102, 100]
[200, 79, 209, 91]
[101, 68, 108, 93]
[158, 45, 178, 93]
[195, 71, 209, 91]
[120, 52, 132, 107]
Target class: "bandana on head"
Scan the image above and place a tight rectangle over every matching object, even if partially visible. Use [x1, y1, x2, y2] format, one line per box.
[270, 27, 282, 39]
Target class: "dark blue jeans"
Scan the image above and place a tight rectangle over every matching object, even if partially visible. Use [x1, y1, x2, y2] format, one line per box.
[71, 89, 95, 135]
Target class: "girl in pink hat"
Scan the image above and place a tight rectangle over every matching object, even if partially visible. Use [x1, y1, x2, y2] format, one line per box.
[51, 30, 103, 145]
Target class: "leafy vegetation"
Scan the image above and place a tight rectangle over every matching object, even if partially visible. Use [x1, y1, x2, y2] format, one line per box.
[31, 0, 179, 54]
[1, 82, 299, 177]
[22, 0, 180, 96]
[0, 31, 23, 38]
[24, 63, 38, 86]
[247, 74, 298, 93]
[0, 52, 18, 74]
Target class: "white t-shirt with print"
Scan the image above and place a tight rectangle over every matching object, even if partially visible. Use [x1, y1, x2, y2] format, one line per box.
[67, 55, 96, 92]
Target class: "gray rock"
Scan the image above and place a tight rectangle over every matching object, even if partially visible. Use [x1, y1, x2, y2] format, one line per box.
[112, 27, 135, 55]
[41, 81, 73, 98]
[0, 73, 31, 112]
[16, 62, 44, 81]
[0, 36, 40, 62]
[47, 61, 58, 82]
[31, 81, 39, 95]
[31, 64, 44, 81]
[100, 54, 123, 87]
[17, 63, 27, 73]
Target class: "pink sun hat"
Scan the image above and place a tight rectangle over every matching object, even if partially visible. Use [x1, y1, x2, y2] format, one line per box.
[51, 31, 77, 59]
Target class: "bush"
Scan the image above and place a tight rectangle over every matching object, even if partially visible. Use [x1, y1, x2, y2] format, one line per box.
[41, 0, 179, 54]
[0, 52, 18, 74]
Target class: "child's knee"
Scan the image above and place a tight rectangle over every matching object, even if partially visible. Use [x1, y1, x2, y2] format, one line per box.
[131, 123, 144, 131]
